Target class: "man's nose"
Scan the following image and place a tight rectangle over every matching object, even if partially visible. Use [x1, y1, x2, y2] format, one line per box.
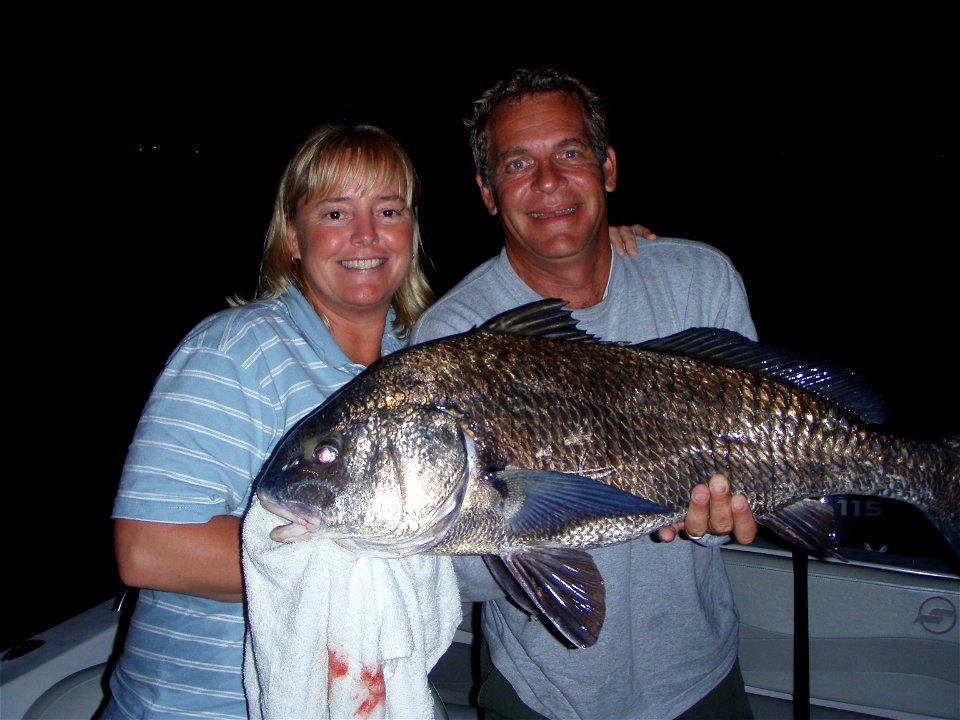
[532, 159, 564, 193]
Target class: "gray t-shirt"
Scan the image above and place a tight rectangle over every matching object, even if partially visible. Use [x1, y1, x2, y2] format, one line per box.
[411, 237, 757, 719]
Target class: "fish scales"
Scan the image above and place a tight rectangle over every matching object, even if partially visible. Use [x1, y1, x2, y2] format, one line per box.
[378, 332, 933, 551]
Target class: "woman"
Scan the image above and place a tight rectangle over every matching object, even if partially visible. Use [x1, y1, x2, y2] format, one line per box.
[101, 122, 648, 718]
[102, 124, 433, 718]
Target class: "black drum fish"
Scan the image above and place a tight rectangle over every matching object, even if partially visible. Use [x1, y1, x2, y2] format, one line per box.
[254, 299, 960, 648]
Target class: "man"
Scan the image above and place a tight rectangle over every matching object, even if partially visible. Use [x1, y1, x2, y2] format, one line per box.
[412, 67, 758, 719]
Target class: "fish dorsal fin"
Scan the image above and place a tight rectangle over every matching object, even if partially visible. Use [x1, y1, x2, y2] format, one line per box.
[637, 328, 888, 425]
[479, 299, 602, 343]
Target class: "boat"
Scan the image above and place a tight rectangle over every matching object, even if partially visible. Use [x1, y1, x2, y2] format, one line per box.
[3, 493, 956, 720]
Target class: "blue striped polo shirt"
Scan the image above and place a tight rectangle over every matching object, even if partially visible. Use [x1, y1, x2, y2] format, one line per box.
[104, 287, 404, 719]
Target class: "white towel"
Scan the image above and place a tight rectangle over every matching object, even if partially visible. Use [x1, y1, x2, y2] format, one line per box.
[242, 501, 462, 719]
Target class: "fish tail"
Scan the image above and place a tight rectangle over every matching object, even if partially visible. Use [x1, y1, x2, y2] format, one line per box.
[944, 435, 960, 458]
[927, 434, 960, 563]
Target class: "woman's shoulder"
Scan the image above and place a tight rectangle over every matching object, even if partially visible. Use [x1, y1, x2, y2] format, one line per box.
[177, 297, 297, 355]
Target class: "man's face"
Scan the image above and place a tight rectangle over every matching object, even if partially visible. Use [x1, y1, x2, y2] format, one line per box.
[478, 91, 617, 264]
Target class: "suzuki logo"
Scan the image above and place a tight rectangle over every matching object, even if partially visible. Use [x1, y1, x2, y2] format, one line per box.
[914, 596, 957, 634]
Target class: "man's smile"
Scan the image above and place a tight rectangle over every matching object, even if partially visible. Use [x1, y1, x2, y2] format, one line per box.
[529, 205, 578, 219]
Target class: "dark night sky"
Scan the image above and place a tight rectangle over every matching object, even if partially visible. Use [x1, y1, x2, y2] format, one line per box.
[6, 22, 954, 651]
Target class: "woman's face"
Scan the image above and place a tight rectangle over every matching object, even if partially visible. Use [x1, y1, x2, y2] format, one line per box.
[286, 178, 414, 323]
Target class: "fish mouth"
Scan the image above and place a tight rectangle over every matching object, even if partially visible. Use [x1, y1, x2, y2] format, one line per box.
[529, 205, 577, 220]
[339, 257, 386, 270]
[257, 494, 451, 554]
[259, 498, 323, 542]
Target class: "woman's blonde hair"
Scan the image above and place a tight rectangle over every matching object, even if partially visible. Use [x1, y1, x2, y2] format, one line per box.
[249, 123, 434, 336]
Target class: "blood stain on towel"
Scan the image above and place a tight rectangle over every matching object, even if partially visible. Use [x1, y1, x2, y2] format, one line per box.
[356, 664, 386, 717]
[327, 648, 385, 718]
[328, 648, 349, 691]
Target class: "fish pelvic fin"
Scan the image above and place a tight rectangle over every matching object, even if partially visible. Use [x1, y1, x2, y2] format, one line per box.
[483, 555, 541, 617]
[490, 468, 674, 538]
[758, 497, 847, 559]
[500, 548, 606, 649]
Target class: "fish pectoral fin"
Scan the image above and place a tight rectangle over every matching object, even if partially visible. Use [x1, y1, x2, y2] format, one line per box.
[759, 497, 846, 559]
[491, 468, 672, 537]
[501, 548, 605, 649]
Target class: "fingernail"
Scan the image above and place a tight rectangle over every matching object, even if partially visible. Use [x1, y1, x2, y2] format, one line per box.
[710, 475, 730, 493]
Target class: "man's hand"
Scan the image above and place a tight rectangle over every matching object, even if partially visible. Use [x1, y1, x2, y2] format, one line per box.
[657, 473, 758, 545]
[610, 224, 656, 256]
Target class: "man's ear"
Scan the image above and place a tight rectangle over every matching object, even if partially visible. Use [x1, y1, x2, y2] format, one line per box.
[476, 173, 499, 216]
[603, 146, 618, 192]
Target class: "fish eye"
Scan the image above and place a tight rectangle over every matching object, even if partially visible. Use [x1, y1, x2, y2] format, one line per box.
[314, 443, 338, 464]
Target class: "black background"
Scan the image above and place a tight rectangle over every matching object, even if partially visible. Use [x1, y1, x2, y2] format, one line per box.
[5, 20, 954, 652]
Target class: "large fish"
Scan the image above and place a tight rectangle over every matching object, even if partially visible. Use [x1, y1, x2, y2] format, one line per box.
[254, 300, 960, 648]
